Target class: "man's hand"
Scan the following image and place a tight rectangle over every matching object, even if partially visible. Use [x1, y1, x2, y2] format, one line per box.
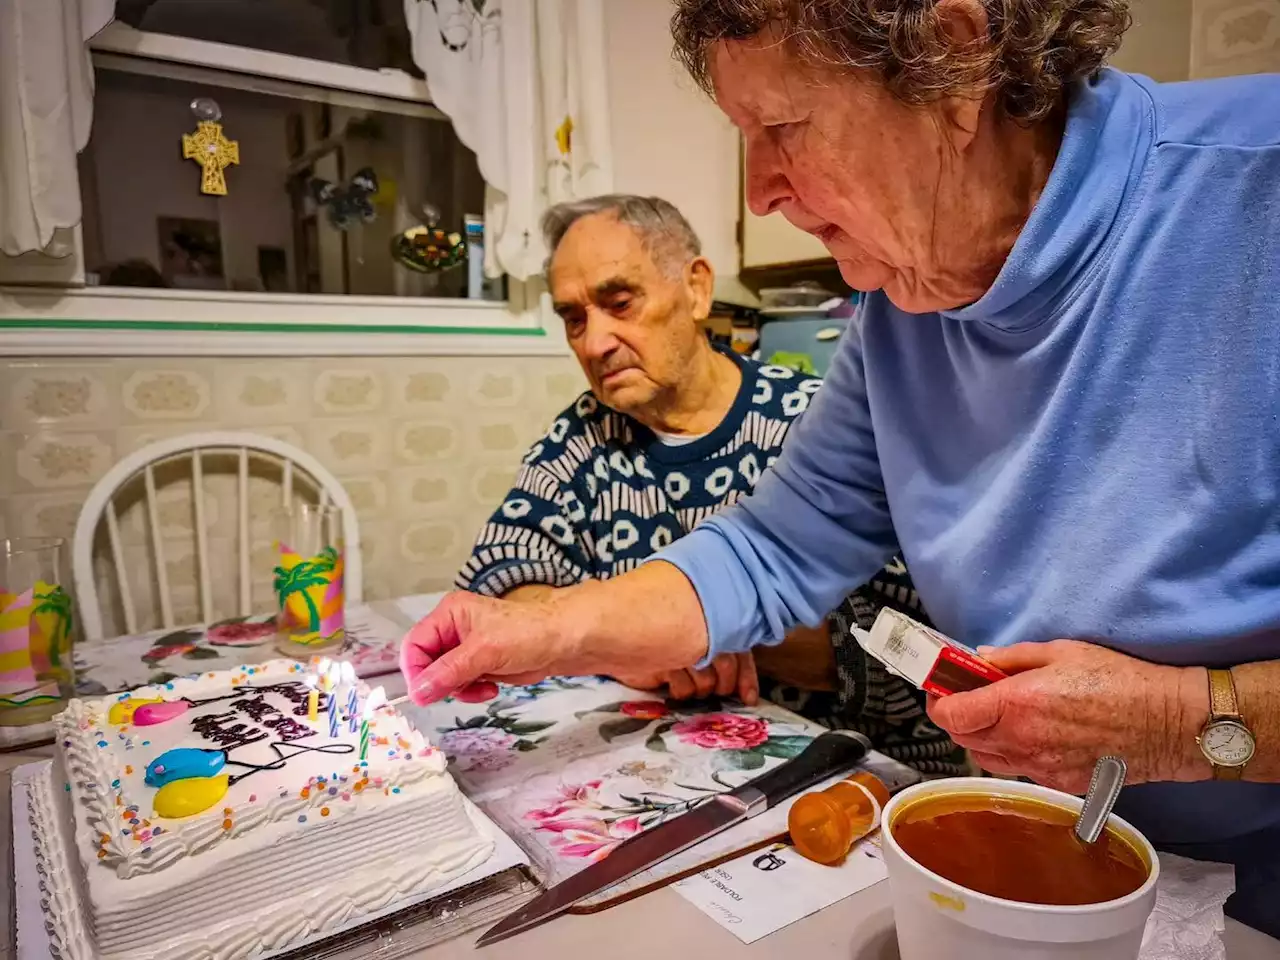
[614, 653, 760, 705]
[927, 640, 1209, 794]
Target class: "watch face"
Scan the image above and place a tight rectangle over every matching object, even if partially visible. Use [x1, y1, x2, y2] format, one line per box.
[1201, 720, 1256, 767]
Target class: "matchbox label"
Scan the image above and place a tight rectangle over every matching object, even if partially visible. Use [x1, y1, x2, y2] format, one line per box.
[858, 608, 1007, 697]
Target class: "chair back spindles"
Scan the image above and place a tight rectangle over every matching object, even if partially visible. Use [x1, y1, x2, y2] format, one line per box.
[72, 432, 363, 643]
[192, 450, 213, 625]
[238, 447, 251, 617]
[104, 500, 137, 635]
[143, 464, 174, 629]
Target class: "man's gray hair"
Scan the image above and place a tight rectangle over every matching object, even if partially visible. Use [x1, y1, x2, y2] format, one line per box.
[541, 194, 702, 277]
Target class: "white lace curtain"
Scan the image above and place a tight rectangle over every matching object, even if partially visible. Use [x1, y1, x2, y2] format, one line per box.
[0, 0, 115, 257]
[403, 0, 614, 281]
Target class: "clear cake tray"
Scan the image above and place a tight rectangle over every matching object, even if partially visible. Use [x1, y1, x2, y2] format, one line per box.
[13, 760, 539, 960]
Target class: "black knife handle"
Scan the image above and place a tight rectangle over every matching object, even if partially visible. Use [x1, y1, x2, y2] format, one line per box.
[737, 730, 871, 814]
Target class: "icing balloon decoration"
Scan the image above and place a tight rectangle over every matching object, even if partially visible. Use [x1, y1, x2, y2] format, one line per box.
[133, 700, 190, 726]
[107, 697, 163, 726]
[310, 168, 378, 230]
[154, 774, 230, 819]
[146, 748, 226, 787]
[391, 204, 465, 274]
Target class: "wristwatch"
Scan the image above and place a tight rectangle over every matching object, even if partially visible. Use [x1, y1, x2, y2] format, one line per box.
[1197, 668, 1256, 780]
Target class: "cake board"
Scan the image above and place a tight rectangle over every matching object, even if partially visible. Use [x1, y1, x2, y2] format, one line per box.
[12, 760, 538, 960]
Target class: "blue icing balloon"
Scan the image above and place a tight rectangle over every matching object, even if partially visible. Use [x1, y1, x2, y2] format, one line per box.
[145, 748, 225, 787]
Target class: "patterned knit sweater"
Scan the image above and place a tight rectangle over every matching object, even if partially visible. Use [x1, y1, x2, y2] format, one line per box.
[458, 350, 964, 776]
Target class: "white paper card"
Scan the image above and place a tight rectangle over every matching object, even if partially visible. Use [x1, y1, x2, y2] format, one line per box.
[673, 836, 888, 943]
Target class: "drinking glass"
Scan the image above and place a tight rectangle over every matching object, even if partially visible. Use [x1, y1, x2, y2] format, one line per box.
[271, 504, 346, 657]
[0, 538, 76, 726]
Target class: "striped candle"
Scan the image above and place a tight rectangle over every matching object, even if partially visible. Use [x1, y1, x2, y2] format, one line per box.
[358, 710, 370, 762]
[342, 662, 358, 733]
[325, 663, 342, 738]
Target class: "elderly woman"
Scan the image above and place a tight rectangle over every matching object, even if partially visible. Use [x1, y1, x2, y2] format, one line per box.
[403, 0, 1280, 934]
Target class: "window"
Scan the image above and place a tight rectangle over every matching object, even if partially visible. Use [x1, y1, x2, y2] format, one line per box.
[81, 65, 498, 300]
[0, 6, 561, 354]
[115, 0, 422, 75]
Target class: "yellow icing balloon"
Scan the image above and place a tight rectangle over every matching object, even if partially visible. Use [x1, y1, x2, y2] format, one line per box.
[153, 774, 229, 819]
[108, 697, 164, 726]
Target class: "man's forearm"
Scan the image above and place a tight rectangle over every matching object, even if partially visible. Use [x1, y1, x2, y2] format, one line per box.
[1166, 659, 1280, 782]
[503, 584, 556, 603]
[753, 623, 838, 691]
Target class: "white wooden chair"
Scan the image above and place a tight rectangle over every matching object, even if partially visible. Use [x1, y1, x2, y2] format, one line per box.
[73, 432, 363, 643]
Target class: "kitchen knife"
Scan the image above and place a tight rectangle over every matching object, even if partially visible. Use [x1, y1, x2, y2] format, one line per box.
[475, 729, 872, 948]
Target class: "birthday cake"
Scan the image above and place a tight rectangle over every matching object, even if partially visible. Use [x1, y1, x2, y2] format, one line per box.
[30, 659, 494, 960]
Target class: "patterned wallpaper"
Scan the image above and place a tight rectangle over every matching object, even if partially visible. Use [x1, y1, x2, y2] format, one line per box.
[1192, 0, 1280, 76]
[0, 355, 586, 636]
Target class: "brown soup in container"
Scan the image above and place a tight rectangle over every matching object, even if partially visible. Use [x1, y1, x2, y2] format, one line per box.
[890, 792, 1150, 906]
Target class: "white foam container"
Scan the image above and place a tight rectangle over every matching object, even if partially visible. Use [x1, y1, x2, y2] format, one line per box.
[881, 777, 1160, 960]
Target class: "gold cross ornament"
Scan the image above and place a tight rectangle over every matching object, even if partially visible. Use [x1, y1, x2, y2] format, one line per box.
[182, 120, 240, 196]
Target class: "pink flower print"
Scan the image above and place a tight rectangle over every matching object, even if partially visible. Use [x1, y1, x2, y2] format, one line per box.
[437, 727, 515, 758]
[206, 619, 276, 647]
[671, 713, 769, 750]
[538, 816, 644, 861]
[524, 779, 603, 822]
[620, 701, 669, 720]
[461, 751, 516, 773]
[142, 642, 195, 662]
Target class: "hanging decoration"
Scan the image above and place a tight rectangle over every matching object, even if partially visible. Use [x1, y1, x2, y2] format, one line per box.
[391, 203, 466, 273]
[309, 168, 379, 231]
[181, 99, 240, 197]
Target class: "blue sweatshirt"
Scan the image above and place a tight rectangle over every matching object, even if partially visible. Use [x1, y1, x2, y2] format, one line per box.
[659, 68, 1280, 847]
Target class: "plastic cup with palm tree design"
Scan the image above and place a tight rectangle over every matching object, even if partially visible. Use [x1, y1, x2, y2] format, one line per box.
[0, 538, 76, 727]
[272, 505, 345, 657]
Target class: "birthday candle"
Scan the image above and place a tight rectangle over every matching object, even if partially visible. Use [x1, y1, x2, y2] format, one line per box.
[304, 673, 319, 722]
[359, 701, 372, 762]
[326, 663, 342, 738]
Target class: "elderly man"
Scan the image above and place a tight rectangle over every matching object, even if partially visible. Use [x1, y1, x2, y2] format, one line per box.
[404, 1, 1280, 935]
[456, 194, 962, 775]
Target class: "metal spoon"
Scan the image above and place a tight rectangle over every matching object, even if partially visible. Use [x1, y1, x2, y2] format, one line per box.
[1074, 755, 1128, 844]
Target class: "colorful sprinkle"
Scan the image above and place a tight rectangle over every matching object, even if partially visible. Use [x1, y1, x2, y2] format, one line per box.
[328, 786, 338, 796]
[98, 850, 107, 860]
[64, 783, 71, 792]
[320, 807, 330, 817]
[341, 792, 351, 801]
[97, 740, 108, 748]
[249, 794, 256, 802]
[124, 766, 133, 775]
[111, 778, 121, 788]
[223, 807, 233, 816]
[297, 815, 307, 823]
[300, 787, 311, 799]
[392, 787, 401, 794]
[222, 819, 233, 830]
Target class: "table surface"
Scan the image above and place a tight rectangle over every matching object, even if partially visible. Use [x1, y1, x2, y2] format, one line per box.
[4, 751, 1279, 960]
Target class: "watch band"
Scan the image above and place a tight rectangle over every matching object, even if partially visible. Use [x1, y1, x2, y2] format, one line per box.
[1206, 668, 1245, 781]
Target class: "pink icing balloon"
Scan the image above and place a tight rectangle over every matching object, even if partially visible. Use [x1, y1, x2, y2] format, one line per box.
[133, 700, 189, 726]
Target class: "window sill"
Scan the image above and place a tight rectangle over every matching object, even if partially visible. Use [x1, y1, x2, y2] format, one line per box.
[0, 285, 570, 357]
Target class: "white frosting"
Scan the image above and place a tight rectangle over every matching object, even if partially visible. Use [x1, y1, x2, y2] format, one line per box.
[36, 661, 494, 960]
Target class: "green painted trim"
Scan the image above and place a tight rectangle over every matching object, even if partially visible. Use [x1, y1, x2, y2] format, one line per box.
[0, 317, 547, 337]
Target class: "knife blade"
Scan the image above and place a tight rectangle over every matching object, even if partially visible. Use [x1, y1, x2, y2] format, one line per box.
[476, 729, 872, 948]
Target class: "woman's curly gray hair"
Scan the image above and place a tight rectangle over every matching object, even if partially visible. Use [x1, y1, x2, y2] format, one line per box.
[672, 0, 1132, 124]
